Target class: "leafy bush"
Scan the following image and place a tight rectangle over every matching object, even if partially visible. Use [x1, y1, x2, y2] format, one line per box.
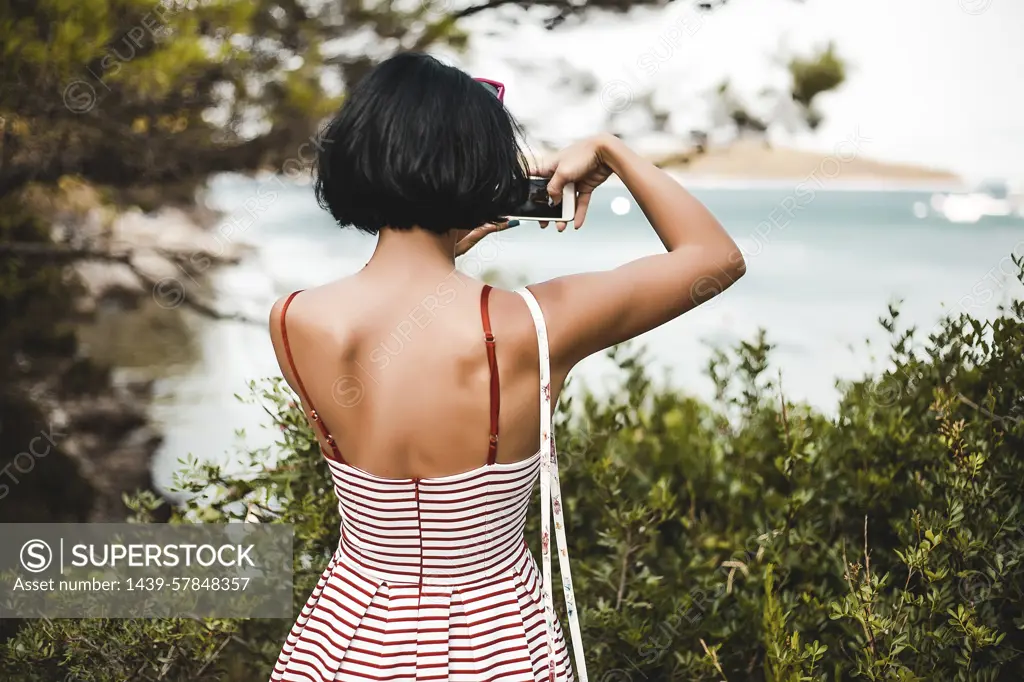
[3, 260, 1022, 681]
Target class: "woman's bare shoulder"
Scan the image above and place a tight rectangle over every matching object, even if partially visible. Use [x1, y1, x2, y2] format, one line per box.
[268, 277, 365, 345]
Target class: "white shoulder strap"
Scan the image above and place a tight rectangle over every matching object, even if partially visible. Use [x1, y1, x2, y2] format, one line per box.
[515, 286, 589, 682]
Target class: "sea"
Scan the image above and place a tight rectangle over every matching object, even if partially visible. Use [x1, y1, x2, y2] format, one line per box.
[147, 174, 1024, 495]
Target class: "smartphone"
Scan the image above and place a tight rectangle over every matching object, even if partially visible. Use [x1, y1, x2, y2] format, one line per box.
[505, 176, 575, 223]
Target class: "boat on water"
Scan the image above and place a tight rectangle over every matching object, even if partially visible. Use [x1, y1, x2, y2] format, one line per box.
[914, 179, 1024, 224]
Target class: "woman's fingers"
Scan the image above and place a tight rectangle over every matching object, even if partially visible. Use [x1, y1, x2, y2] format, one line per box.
[546, 169, 571, 203]
[574, 191, 592, 229]
[484, 219, 519, 232]
[453, 229, 483, 256]
[530, 156, 556, 178]
[455, 220, 519, 256]
[474, 219, 518, 239]
[469, 224, 495, 240]
[456, 224, 491, 256]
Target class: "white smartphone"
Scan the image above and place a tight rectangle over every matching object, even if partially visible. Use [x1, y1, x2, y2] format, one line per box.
[505, 176, 575, 223]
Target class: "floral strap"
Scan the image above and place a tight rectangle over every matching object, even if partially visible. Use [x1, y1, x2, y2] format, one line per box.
[516, 287, 589, 682]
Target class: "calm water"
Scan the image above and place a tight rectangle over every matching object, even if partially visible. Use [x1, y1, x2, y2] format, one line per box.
[148, 175, 1024, 495]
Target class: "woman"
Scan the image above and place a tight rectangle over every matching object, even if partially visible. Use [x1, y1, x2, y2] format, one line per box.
[268, 53, 745, 682]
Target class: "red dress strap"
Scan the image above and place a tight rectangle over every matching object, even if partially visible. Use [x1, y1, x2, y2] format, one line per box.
[280, 291, 344, 462]
[480, 285, 500, 465]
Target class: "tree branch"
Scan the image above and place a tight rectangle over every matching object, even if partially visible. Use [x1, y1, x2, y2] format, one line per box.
[453, 0, 570, 20]
[0, 242, 256, 324]
[615, 526, 635, 610]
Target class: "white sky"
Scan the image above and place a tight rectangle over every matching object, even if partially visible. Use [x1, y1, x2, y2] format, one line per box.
[443, 0, 1024, 183]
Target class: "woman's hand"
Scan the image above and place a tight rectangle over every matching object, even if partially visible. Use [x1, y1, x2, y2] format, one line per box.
[523, 130, 745, 376]
[453, 219, 519, 258]
[533, 133, 619, 231]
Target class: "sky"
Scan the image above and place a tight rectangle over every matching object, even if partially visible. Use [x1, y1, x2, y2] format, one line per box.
[441, 0, 1024, 184]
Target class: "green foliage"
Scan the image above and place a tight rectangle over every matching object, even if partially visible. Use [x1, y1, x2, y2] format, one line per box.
[713, 42, 847, 138]
[788, 41, 847, 129]
[1, 0, 335, 202]
[7, 260, 1023, 681]
[0, 617, 237, 682]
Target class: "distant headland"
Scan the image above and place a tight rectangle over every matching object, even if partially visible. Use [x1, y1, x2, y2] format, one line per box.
[649, 139, 963, 186]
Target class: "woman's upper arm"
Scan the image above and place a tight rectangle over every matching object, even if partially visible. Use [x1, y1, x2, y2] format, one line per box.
[268, 295, 296, 388]
[529, 242, 746, 372]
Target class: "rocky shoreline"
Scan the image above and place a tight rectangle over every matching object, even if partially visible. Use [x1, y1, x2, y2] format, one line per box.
[3, 195, 248, 523]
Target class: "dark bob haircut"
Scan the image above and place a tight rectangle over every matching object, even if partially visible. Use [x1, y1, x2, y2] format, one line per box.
[314, 53, 531, 235]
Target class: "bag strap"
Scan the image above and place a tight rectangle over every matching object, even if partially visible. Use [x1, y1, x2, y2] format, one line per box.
[515, 286, 588, 682]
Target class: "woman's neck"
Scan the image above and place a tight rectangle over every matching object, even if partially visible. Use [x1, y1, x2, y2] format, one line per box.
[366, 226, 458, 275]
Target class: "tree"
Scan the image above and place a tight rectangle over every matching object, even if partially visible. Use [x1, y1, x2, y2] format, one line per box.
[1, 0, 338, 204]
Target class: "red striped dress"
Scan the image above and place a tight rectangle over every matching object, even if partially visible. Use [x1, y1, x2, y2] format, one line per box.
[271, 286, 588, 682]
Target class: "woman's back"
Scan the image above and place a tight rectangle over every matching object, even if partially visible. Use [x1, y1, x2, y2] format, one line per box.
[271, 264, 558, 479]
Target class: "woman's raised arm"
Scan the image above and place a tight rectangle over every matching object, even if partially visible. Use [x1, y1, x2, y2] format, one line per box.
[529, 133, 747, 374]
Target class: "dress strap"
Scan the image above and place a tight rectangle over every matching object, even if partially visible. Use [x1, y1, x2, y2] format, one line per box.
[480, 285, 500, 465]
[280, 291, 344, 462]
[515, 286, 588, 682]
